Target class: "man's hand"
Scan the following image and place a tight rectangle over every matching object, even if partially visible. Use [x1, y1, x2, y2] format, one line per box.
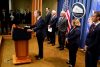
[27, 29, 33, 32]
[66, 38, 69, 44]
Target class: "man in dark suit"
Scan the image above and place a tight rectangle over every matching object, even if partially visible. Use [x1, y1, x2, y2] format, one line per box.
[0, 9, 9, 34]
[85, 11, 100, 67]
[45, 8, 51, 41]
[20, 9, 31, 24]
[14, 9, 21, 24]
[28, 10, 45, 60]
[56, 11, 68, 50]
[48, 10, 58, 46]
[9, 10, 15, 31]
[25, 9, 31, 24]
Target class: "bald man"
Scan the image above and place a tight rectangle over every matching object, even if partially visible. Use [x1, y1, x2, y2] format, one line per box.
[48, 10, 58, 46]
[56, 11, 68, 50]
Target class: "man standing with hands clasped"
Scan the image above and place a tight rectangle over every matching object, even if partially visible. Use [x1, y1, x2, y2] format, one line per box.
[56, 11, 68, 50]
[85, 11, 100, 67]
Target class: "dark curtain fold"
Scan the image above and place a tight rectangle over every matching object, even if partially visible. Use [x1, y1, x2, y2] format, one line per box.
[57, 0, 65, 17]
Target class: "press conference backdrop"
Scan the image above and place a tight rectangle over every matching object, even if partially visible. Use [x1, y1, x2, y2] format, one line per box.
[57, 0, 100, 48]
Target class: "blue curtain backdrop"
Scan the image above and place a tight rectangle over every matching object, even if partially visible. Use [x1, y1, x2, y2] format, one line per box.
[57, 0, 97, 48]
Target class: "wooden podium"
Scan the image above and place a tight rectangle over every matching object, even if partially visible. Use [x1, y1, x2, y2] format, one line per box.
[12, 27, 32, 64]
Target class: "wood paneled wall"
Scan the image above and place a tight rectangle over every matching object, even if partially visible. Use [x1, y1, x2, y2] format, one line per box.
[32, 0, 42, 24]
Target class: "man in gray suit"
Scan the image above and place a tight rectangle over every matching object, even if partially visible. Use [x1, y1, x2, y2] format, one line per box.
[56, 11, 68, 50]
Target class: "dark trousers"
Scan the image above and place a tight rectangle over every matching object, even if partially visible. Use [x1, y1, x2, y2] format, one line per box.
[1, 22, 8, 34]
[37, 34, 44, 58]
[46, 28, 50, 41]
[85, 51, 99, 67]
[58, 31, 66, 49]
[69, 44, 78, 66]
[9, 21, 13, 31]
[50, 31, 55, 44]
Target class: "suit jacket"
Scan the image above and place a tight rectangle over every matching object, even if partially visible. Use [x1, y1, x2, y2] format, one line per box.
[86, 23, 100, 55]
[49, 16, 58, 32]
[56, 17, 68, 32]
[67, 26, 81, 46]
[14, 12, 21, 24]
[31, 17, 46, 37]
[45, 12, 51, 25]
[86, 23, 95, 46]
[26, 12, 31, 24]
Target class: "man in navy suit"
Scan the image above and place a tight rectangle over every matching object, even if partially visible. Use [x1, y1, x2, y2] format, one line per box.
[28, 10, 46, 60]
[85, 11, 100, 67]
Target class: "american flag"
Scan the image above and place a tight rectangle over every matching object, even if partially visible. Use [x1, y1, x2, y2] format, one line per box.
[62, 0, 71, 32]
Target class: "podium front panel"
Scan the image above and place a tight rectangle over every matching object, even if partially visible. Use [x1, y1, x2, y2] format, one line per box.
[15, 40, 28, 58]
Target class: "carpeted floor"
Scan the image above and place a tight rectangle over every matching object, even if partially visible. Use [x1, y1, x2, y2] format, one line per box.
[0, 36, 100, 67]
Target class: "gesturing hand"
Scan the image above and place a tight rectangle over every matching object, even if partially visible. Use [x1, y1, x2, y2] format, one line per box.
[27, 29, 33, 32]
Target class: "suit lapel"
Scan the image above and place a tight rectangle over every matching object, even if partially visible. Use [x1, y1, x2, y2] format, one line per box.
[95, 23, 100, 30]
[69, 27, 75, 33]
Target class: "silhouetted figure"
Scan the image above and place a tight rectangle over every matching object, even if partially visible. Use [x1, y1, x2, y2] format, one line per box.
[45, 8, 51, 41]
[0, 9, 9, 34]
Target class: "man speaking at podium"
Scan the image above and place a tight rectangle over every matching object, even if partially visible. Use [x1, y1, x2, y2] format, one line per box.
[28, 10, 46, 60]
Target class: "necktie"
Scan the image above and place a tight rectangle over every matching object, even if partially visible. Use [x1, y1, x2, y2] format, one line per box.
[89, 24, 95, 32]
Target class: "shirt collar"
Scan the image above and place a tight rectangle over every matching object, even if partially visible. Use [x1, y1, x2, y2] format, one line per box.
[52, 15, 56, 18]
[37, 16, 41, 20]
[46, 11, 50, 15]
[95, 21, 100, 26]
